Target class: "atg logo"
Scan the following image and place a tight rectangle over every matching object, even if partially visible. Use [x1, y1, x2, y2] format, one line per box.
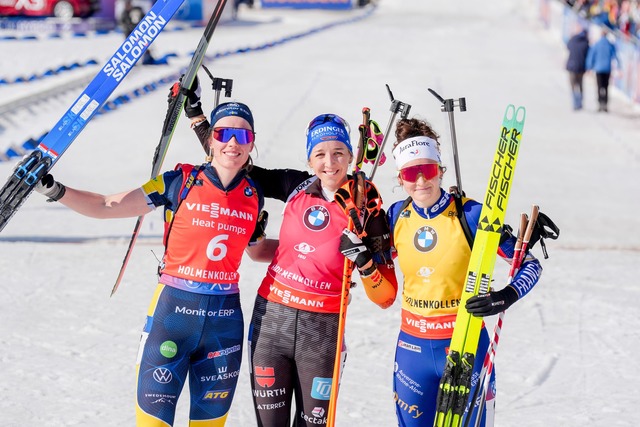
[303, 206, 330, 232]
[203, 389, 231, 400]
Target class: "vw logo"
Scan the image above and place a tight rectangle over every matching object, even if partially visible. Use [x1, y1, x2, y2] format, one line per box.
[153, 368, 173, 384]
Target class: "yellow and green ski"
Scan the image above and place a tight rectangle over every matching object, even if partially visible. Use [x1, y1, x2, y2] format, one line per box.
[434, 104, 526, 427]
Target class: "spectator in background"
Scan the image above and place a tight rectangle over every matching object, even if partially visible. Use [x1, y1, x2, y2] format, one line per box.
[632, 1, 640, 37]
[232, 0, 254, 20]
[618, 0, 633, 35]
[566, 25, 590, 110]
[120, 0, 156, 65]
[586, 29, 620, 112]
[568, 0, 595, 17]
[591, 0, 618, 29]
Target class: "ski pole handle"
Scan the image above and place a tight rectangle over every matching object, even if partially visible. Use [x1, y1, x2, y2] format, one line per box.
[370, 85, 410, 180]
[201, 64, 233, 109]
[369, 110, 395, 180]
[212, 78, 233, 107]
[354, 108, 370, 172]
[446, 107, 463, 194]
[519, 205, 539, 260]
[510, 212, 529, 275]
[428, 88, 466, 194]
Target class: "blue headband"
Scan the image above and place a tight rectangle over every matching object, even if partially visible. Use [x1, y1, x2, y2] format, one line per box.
[305, 114, 352, 159]
[210, 102, 254, 131]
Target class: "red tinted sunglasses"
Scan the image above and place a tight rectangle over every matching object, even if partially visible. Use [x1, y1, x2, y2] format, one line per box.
[212, 127, 255, 144]
[399, 163, 440, 182]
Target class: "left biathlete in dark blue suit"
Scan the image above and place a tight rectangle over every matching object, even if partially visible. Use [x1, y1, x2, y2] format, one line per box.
[35, 100, 264, 427]
[136, 159, 262, 426]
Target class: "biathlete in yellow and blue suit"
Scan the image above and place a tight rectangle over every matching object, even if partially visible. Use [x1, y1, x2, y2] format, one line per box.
[35, 101, 265, 427]
[385, 118, 543, 427]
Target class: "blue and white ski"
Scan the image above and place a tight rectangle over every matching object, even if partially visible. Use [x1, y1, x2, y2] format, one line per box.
[0, 0, 186, 232]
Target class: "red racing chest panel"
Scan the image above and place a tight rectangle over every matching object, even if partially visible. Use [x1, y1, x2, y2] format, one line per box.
[161, 175, 259, 284]
[258, 189, 348, 313]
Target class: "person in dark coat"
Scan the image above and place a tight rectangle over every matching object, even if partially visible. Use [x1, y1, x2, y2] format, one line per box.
[120, 0, 156, 65]
[566, 27, 590, 110]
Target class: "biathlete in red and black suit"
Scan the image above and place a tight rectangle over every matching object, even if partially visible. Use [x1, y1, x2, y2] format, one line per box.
[189, 106, 398, 426]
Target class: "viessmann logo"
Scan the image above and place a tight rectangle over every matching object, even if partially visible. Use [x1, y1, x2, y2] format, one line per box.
[185, 202, 254, 221]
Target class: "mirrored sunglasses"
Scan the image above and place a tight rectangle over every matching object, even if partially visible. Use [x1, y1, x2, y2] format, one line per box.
[212, 127, 255, 144]
[399, 163, 440, 183]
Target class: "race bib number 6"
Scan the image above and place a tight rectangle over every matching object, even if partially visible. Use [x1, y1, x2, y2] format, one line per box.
[207, 234, 229, 261]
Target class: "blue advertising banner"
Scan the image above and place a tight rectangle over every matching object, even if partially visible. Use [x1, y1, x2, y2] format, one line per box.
[261, 0, 352, 10]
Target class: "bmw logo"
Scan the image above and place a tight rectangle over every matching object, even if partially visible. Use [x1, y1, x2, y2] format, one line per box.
[303, 206, 330, 231]
[414, 226, 437, 252]
[244, 186, 254, 197]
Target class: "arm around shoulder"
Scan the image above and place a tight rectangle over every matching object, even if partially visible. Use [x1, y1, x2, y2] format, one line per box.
[245, 238, 279, 263]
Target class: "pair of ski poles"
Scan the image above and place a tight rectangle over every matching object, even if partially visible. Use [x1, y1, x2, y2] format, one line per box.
[461, 205, 539, 427]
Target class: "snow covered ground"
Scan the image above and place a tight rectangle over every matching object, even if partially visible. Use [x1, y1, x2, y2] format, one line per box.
[1, 0, 640, 426]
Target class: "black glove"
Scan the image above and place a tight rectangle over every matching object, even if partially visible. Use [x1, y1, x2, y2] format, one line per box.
[465, 286, 518, 317]
[248, 211, 268, 246]
[35, 173, 66, 202]
[339, 228, 373, 270]
[362, 210, 392, 264]
[180, 75, 203, 118]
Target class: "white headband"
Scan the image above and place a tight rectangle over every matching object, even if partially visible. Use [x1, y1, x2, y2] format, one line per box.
[392, 136, 441, 169]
